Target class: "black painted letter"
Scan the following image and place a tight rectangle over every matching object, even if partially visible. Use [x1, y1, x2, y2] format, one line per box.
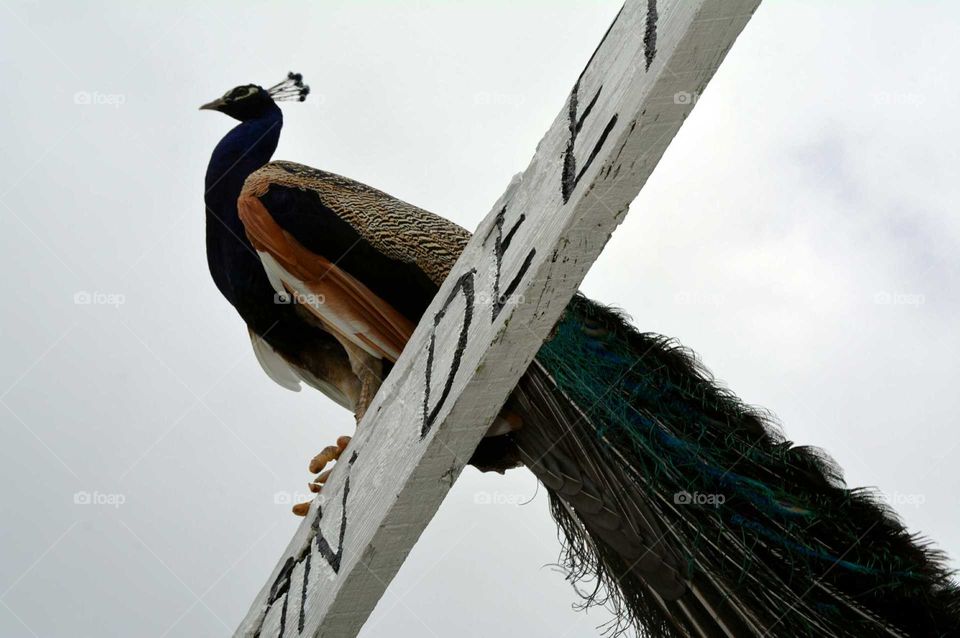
[421, 271, 475, 438]
[561, 82, 618, 203]
[487, 206, 535, 322]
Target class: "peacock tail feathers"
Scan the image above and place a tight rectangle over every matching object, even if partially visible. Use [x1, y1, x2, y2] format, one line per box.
[518, 293, 960, 637]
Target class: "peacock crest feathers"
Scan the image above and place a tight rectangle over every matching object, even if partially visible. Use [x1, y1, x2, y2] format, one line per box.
[267, 71, 310, 102]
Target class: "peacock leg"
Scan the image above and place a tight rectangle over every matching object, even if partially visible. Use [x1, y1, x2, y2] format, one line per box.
[292, 338, 387, 516]
[342, 342, 383, 424]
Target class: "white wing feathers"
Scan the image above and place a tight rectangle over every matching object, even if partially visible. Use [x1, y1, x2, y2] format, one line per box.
[249, 328, 301, 391]
[247, 328, 353, 409]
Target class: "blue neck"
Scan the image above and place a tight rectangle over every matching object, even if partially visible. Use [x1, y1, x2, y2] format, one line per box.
[204, 106, 282, 307]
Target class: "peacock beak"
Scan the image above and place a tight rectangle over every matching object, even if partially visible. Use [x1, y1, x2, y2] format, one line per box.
[199, 98, 226, 112]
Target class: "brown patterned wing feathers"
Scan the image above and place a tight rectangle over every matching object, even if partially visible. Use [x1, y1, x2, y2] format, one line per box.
[242, 161, 469, 288]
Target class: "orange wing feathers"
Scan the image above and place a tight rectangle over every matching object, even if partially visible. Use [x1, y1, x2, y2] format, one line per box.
[238, 193, 414, 362]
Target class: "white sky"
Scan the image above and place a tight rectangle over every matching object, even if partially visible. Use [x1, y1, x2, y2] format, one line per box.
[1, 1, 958, 637]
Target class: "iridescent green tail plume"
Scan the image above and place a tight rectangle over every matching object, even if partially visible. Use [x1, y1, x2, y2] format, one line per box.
[507, 293, 960, 637]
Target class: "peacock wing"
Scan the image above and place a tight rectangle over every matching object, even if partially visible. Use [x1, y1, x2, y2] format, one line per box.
[237, 161, 468, 361]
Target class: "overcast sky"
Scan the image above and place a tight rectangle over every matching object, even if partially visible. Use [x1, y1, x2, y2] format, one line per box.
[2, 1, 959, 637]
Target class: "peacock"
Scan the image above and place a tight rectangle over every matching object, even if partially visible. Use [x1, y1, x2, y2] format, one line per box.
[202, 73, 960, 637]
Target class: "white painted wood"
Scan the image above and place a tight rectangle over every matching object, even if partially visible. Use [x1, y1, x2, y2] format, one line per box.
[235, 1, 761, 635]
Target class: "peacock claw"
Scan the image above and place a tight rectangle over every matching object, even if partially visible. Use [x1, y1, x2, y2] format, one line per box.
[310, 469, 333, 490]
[308, 435, 352, 473]
[293, 435, 352, 517]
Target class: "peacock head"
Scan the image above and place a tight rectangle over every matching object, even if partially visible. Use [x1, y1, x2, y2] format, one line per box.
[199, 72, 310, 121]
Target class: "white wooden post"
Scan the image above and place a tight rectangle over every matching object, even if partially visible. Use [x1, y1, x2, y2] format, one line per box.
[236, 1, 761, 635]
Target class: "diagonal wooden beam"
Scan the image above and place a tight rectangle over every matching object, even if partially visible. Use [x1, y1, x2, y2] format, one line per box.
[235, 1, 761, 635]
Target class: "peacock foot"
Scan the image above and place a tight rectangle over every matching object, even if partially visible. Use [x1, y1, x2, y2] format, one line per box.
[292, 435, 352, 516]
